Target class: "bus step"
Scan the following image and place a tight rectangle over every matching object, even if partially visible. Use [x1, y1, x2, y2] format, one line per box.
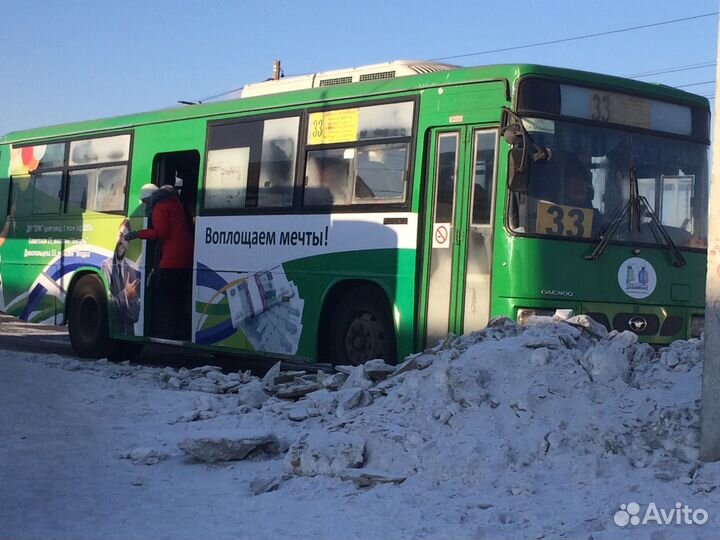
[146, 337, 189, 346]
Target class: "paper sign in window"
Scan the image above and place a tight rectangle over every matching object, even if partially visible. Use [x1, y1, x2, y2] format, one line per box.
[205, 147, 250, 209]
[308, 109, 359, 145]
[536, 200, 594, 239]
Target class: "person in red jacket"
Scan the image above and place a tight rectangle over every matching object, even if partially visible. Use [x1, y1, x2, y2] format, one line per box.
[126, 183, 194, 340]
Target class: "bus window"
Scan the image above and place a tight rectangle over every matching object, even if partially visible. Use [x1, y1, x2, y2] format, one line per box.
[66, 166, 127, 213]
[95, 167, 127, 211]
[64, 135, 131, 214]
[471, 137, 495, 224]
[303, 101, 414, 208]
[66, 171, 90, 211]
[204, 116, 299, 210]
[258, 118, 298, 208]
[354, 144, 408, 202]
[32, 172, 63, 214]
[10, 143, 65, 174]
[435, 136, 458, 222]
[9, 177, 32, 217]
[69, 134, 130, 166]
[205, 146, 251, 209]
[661, 175, 694, 230]
[9, 142, 67, 217]
[304, 149, 353, 206]
[304, 143, 410, 207]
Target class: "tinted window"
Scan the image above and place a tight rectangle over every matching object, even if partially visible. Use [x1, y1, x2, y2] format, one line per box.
[205, 117, 299, 210]
[69, 134, 131, 166]
[302, 101, 414, 208]
[10, 143, 65, 175]
[32, 172, 63, 214]
[67, 166, 127, 213]
[355, 144, 407, 202]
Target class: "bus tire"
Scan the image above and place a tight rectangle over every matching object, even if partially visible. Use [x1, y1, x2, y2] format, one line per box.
[328, 285, 397, 366]
[68, 274, 110, 358]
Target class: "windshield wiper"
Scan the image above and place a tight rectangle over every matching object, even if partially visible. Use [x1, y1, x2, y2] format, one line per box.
[585, 167, 686, 266]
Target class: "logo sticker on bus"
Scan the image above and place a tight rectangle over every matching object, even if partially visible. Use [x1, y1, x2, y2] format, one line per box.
[618, 257, 657, 299]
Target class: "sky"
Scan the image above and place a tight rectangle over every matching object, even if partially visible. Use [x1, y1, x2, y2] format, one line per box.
[0, 0, 718, 135]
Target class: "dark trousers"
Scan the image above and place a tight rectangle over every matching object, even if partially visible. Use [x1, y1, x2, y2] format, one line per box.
[154, 268, 192, 340]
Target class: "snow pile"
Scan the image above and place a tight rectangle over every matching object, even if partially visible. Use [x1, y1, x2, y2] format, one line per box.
[251, 316, 715, 537]
[12, 316, 719, 538]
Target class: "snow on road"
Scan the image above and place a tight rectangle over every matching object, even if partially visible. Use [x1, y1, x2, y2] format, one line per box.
[1, 316, 718, 540]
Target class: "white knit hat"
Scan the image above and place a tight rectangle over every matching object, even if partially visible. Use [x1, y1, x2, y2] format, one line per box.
[139, 183, 158, 202]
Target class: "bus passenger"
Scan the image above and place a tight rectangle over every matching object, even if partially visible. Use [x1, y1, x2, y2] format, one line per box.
[305, 155, 351, 205]
[563, 160, 595, 209]
[125, 183, 193, 340]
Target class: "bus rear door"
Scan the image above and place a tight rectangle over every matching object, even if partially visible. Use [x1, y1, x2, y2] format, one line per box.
[422, 126, 497, 347]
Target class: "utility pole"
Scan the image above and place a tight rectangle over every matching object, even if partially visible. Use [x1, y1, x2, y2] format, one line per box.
[700, 11, 720, 462]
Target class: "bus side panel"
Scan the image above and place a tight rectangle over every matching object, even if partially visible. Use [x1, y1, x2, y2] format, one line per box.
[0, 145, 15, 315]
[0, 136, 136, 328]
[0, 144, 63, 323]
[194, 213, 418, 361]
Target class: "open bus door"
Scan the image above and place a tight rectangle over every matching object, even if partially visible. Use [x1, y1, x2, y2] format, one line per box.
[422, 126, 498, 347]
[144, 150, 199, 341]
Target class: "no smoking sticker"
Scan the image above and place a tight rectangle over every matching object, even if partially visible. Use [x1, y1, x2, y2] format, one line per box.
[433, 224, 450, 249]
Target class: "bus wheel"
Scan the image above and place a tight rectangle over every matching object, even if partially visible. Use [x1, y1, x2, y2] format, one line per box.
[328, 286, 396, 366]
[68, 274, 110, 358]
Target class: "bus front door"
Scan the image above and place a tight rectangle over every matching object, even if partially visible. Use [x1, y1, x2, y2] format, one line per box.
[423, 127, 497, 347]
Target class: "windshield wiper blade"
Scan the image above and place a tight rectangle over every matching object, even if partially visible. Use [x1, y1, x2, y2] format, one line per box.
[586, 168, 686, 266]
[584, 201, 627, 260]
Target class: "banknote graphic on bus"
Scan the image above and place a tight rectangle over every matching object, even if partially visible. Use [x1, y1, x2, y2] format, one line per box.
[195, 264, 304, 355]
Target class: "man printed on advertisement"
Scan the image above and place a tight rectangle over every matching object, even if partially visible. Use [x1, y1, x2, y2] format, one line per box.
[0, 204, 16, 310]
[101, 218, 140, 335]
[0, 204, 14, 249]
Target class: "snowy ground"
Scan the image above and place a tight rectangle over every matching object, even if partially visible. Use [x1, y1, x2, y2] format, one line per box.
[1, 315, 718, 540]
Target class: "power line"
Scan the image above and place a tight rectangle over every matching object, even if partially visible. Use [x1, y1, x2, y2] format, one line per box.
[628, 61, 716, 78]
[194, 13, 719, 105]
[198, 86, 245, 103]
[675, 80, 716, 88]
[431, 12, 718, 61]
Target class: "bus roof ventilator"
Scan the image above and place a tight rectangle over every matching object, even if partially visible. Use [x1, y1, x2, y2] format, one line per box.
[238, 60, 458, 98]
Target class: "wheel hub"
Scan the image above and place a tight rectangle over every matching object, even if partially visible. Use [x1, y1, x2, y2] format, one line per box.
[344, 312, 383, 364]
[78, 296, 100, 337]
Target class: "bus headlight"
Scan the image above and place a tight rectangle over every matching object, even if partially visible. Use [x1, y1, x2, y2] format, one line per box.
[517, 308, 557, 325]
[690, 315, 704, 338]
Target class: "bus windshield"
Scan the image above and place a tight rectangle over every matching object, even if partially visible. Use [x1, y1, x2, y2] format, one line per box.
[508, 118, 709, 249]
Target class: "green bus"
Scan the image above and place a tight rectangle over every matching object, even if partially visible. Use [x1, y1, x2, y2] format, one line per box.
[0, 61, 709, 364]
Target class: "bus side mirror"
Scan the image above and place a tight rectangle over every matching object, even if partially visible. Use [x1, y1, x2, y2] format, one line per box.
[501, 124, 524, 145]
[508, 147, 530, 192]
[500, 124, 525, 146]
[502, 123, 530, 192]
